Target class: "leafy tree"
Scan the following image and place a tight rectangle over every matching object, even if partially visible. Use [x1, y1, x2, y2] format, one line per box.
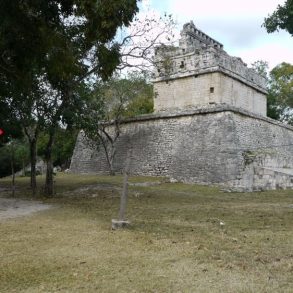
[82, 73, 153, 175]
[15, 142, 30, 176]
[123, 73, 154, 118]
[251, 60, 269, 78]
[0, 144, 20, 178]
[0, 138, 29, 179]
[268, 62, 293, 124]
[0, 0, 140, 196]
[0, 99, 23, 147]
[37, 128, 78, 170]
[263, 0, 293, 36]
[251, 61, 293, 123]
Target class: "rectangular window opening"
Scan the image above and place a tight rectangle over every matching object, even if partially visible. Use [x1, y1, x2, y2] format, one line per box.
[210, 87, 214, 93]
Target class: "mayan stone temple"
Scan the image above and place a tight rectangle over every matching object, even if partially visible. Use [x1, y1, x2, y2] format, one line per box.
[70, 22, 293, 191]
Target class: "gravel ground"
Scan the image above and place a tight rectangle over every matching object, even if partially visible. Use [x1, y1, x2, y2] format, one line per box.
[0, 197, 51, 221]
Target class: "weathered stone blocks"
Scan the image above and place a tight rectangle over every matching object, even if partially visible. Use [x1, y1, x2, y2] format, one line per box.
[153, 22, 267, 116]
[70, 105, 293, 191]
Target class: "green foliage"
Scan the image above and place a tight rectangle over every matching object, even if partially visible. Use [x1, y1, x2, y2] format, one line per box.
[267, 91, 285, 121]
[0, 139, 29, 178]
[269, 62, 293, 124]
[0, 100, 23, 146]
[0, 0, 139, 87]
[37, 128, 78, 169]
[251, 60, 269, 78]
[15, 143, 30, 166]
[125, 92, 154, 118]
[100, 72, 154, 120]
[251, 61, 293, 124]
[263, 0, 293, 36]
[0, 0, 140, 194]
[0, 146, 14, 178]
[270, 63, 293, 107]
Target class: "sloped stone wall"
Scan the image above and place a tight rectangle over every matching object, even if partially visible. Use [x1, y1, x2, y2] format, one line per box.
[232, 112, 293, 191]
[70, 106, 293, 191]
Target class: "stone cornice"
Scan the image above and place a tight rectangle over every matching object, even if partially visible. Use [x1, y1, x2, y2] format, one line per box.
[153, 66, 267, 95]
[114, 105, 293, 132]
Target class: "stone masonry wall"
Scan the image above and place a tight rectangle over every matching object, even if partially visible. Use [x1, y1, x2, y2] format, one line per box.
[70, 106, 293, 191]
[154, 73, 266, 116]
[153, 22, 267, 117]
[232, 112, 293, 191]
[71, 109, 240, 181]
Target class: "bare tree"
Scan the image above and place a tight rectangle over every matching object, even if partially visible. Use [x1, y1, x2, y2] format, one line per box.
[118, 11, 176, 72]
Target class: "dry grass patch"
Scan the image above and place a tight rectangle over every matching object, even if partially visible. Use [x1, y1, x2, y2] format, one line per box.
[0, 174, 293, 292]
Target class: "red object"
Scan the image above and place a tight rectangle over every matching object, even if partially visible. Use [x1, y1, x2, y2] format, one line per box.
[0, 128, 4, 136]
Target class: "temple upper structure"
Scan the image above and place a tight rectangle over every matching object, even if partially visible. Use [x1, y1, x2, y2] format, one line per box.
[153, 21, 268, 116]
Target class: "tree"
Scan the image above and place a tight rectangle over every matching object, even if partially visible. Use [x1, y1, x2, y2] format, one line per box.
[251, 60, 269, 78]
[0, 0, 140, 196]
[82, 73, 153, 175]
[251, 61, 293, 123]
[15, 142, 30, 177]
[263, 0, 293, 36]
[268, 62, 293, 124]
[0, 99, 23, 147]
[0, 138, 29, 198]
[118, 12, 176, 71]
[37, 127, 78, 170]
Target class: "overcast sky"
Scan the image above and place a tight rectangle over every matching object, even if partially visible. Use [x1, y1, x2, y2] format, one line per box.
[141, 0, 292, 69]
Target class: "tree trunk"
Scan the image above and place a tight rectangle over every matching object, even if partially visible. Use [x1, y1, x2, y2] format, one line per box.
[109, 146, 116, 176]
[44, 154, 54, 196]
[99, 125, 120, 176]
[22, 159, 25, 177]
[29, 139, 37, 197]
[10, 144, 15, 197]
[100, 136, 116, 176]
[44, 130, 55, 197]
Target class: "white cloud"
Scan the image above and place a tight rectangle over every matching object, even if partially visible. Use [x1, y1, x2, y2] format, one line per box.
[167, 0, 286, 19]
[148, 0, 292, 68]
[234, 43, 293, 69]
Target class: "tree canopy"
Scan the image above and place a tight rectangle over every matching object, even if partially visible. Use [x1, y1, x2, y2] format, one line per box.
[252, 61, 293, 124]
[268, 62, 293, 124]
[0, 0, 140, 195]
[263, 0, 293, 36]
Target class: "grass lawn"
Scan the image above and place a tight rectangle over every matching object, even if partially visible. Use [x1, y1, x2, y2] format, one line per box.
[0, 173, 293, 292]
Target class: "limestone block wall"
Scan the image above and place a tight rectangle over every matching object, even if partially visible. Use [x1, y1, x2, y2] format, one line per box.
[218, 75, 267, 116]
[231, 112, 293, 190]
[154, 73, 220, 111]
[155, 46, 267, 93]
[71, 108, 240, 184]
[70, 106, 293, 191]
[154, 73, 266, 116]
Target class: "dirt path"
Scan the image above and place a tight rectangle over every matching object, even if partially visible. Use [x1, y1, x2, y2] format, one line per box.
[0, 198, 51, 221]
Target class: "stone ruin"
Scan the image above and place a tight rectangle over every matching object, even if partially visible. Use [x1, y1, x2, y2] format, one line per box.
[153, 21, 267, 115]
[70, 22, 293, 192]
